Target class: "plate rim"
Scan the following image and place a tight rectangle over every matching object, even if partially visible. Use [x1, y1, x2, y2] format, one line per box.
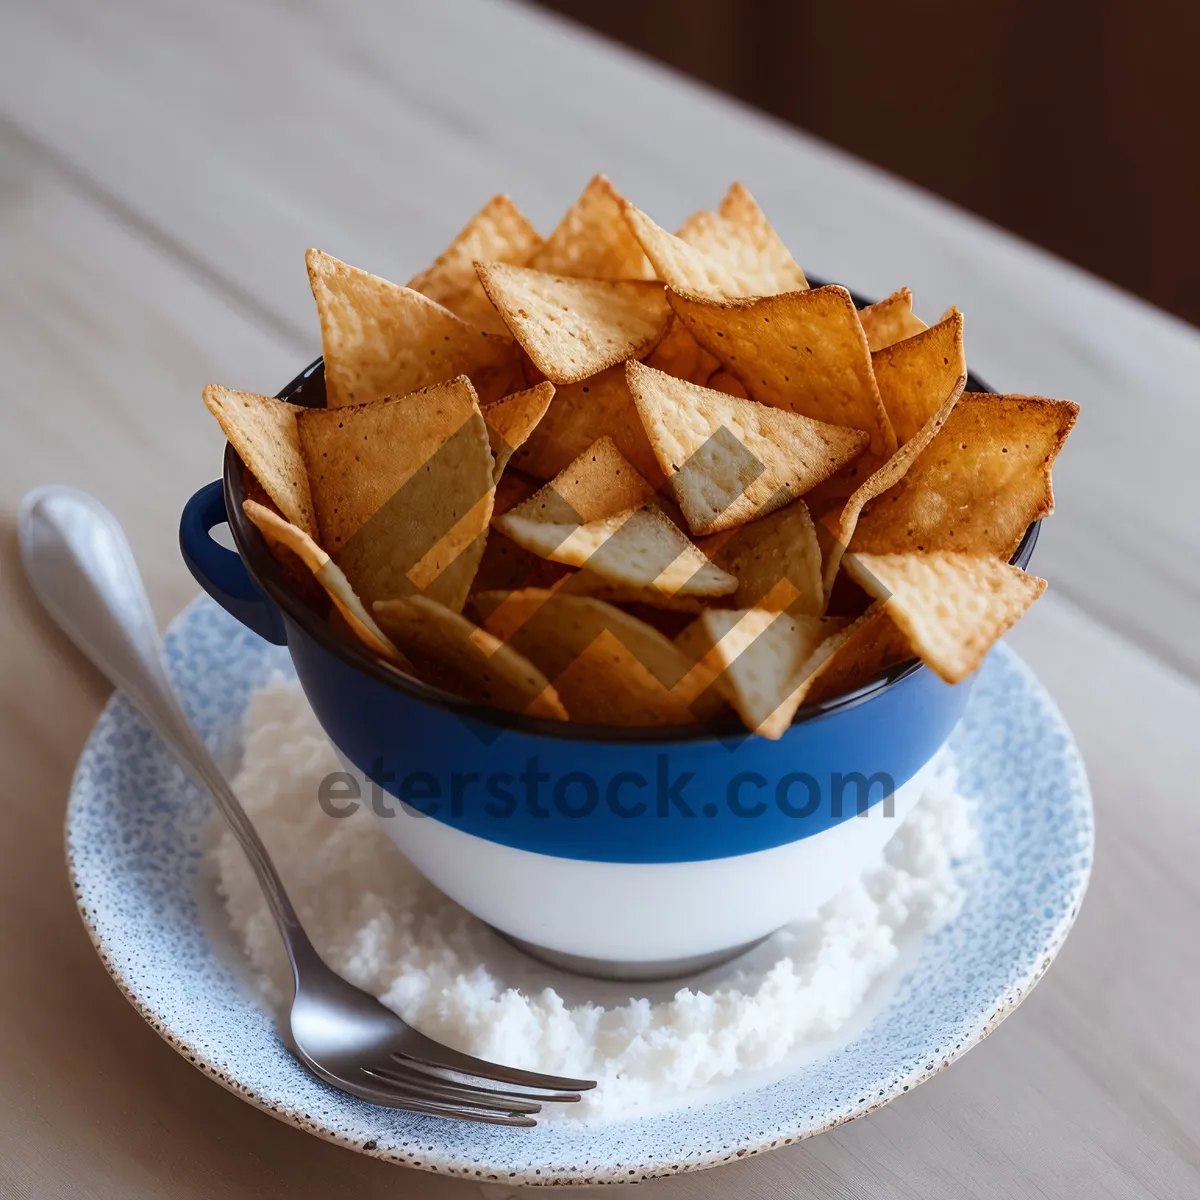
[64, 597, 1094, 1185]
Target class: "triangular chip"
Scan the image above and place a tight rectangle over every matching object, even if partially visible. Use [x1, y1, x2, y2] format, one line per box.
[675, 608, 843, 738]
[475, 263, 670, 385]
[872, 308, 965, 445]
[704, 499, 823, 615]
[850, 394, 1079, 559]
[676, 182, 808, 295]
[480, 382, 554, 482]
[803, 605, 915, 704]
[668, 286, 897, 464]
[505, 435, 655, 524]
[527, 174, 655, 280]
[203, 385, 316, 538]
[644, 316, 720, 385]
[626, 360, 869, 535]
[240, 470, 328, 609]
[242, 500, 407, 667]
[845, 552, 1046, 683]
[296, 377, 494, 611]
[306, 248, 520, 407]
[512, 365, 664, 485]
[622, 201, 750, 299]
[476, 590, 726, 725]
[407, 195, 542, 334]
[372, 596, 566, 720]
[819, 371, 967, 599]
[858, 288, 927, 352]
[497, 504, 736, 598]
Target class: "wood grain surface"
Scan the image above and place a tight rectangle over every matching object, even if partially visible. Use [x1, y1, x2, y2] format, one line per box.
[0, 2, 1196, 1196]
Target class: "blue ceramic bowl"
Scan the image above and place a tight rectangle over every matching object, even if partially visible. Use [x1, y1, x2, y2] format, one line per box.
[181, 350, 1037, 975]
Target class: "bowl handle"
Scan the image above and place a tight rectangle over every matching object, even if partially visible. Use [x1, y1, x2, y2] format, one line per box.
[179, 481, 287, 645]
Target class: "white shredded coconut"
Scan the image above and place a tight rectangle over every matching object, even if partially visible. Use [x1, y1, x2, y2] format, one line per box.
[211, 676, 978, 1121]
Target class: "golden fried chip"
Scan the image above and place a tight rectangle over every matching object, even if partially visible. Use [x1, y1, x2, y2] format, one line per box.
[306, 248, 520, 407]
[296, 377, 494, 611]
[626, 360, 869, 535]
[676, 182, 808, 295]
[644, 316, 720, 385]
[240, 470, 328, 609]
[480, 382, 554, 482]
[846, 552, 1046, 683]
[819, 372, 966, 598]
[621, 201, 747, 298]
[510, 365, 664, 485]
[527, 174, 655, 280]
[372, 595, 566, 720]
[507, 435, 655, 524]
[872, 308, 965, 445]
[407, 195, 542, 334]
[203, 385, 316, 538]
[705, 499, 823, 615]
[802, 605, 914, 703]
[858, 288, 927, 352]
[497, 504, 736, 598]
[850, 394, 1079, 559]
[668, 286, 897, 463]
[242, 500, 407, 666]
[675, 608, 843, 739]
[477, 590, 725, 725]
[475, 263, 671, 385]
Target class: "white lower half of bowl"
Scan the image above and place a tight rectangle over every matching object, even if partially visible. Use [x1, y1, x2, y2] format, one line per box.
[338, 751, 934, 978]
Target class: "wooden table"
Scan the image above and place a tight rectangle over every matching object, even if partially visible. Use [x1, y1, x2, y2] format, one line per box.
[1, 2, 1197, 1195]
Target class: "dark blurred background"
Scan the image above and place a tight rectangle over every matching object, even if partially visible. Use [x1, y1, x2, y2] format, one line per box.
[533, 0, 1199, 326]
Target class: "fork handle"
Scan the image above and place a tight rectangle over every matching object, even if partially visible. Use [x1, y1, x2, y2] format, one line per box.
[19, 487, 316, 975]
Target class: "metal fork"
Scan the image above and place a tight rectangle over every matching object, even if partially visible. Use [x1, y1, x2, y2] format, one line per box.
[19, 486, 594, 1125]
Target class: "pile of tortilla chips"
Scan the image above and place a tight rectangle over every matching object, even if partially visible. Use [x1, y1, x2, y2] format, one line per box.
[204, 174, 1077, 739]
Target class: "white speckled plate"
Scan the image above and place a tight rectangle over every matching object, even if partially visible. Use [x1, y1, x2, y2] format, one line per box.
[66, 598, 1092, 1186]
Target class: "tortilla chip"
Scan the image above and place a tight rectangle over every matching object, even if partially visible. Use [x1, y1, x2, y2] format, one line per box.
[626, 360, 869, 534]
[668, 286, 897, 464]
[676, 182, 808, 295]
[477, 590, 725, 725]
[296, 376, 494, 611]
[510, 364, 664, 485]
[476, 263, 671, 385]
[850, 394, 1079, 559]
[644, 316, 720, 385]
[675, 608, 843, 738]
[819, 372, 966, 599]
[872, 308, 965, 445]
[203, 385, 316, 538]
[240, 470, 328, 609]
[242, 500, 407, 666]
[622, 201, 751, 299]
[527, 174, 655, 280]
[705, 499, 824, 615]
[407, 195, 542, 334]
[372, 596, 566, 719]
[705, 369, 750, 399]
[480, 382, 554, 482]
[506, 435, 654, 524]
[497, 503, 736, 598]
[306, 248, 520, 407]
[802, 605, 914, 703]
[845, 552, 1046, 683]
[859, 288, 927, 352]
